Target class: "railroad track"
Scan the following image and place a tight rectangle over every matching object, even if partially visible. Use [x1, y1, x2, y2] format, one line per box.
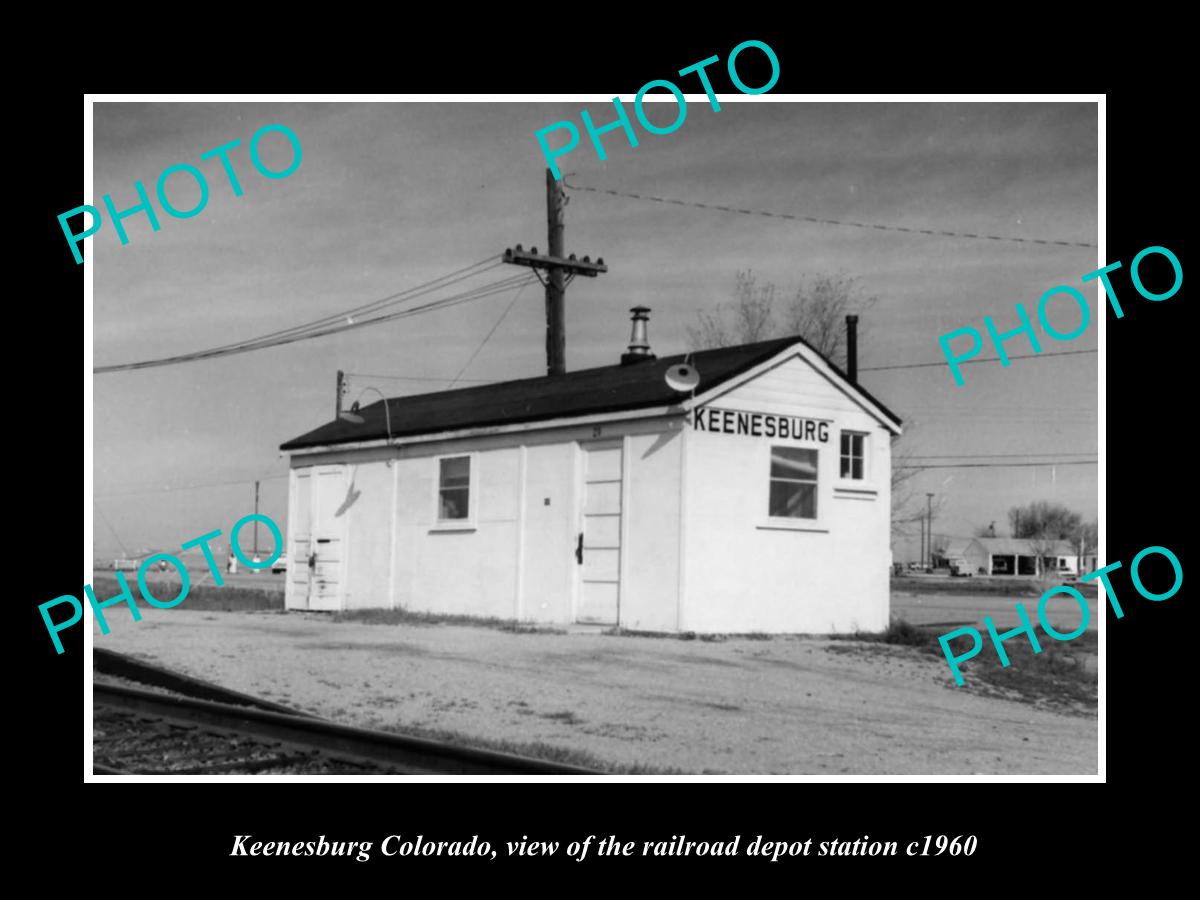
[94, 648, 311, 716]
[94, 651, 597, 776]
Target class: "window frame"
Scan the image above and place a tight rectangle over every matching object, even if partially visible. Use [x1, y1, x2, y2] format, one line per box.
[431, 452, 477, 531]
[763, 443, 822, 528]
[839, 429, 869, 483]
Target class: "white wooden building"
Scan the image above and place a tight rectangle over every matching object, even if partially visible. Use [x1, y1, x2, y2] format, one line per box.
[971, 537, 1095, 577]
[279, 312, 902, 633]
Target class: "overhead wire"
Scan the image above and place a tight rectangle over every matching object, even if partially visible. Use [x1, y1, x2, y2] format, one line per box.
[95, 272, 538, 374]
[908, 461, 1097, 470]
[200, 256, 503, 354]
[859, 348, 1097, 373]
[93, 255, 503, 374]
[562, 177, 1097, 248]
[96, 473, 290, 499]
[94, 503, 131, 557]
[346, 372, 497, 384]
[903, 452, 1096, 460]
[357, 348, 1099, 384]
[447, 280, 533, 388]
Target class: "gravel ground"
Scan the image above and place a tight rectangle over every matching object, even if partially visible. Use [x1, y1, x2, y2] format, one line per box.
[95, 608, 1098, 775]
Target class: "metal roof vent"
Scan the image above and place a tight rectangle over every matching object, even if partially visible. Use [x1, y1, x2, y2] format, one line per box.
[620, 306, 656, 365]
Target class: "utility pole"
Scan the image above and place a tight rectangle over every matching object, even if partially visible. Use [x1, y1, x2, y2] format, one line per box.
[253, 480, 261, 559]
[919, 512, 926, 572]
[926, 493, 935, 569]
[336, 369, 345, 419]
[545, 171, 567, 376]
[502, 169, 608, 375]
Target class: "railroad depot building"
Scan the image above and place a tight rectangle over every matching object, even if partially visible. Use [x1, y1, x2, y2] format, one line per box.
[278, 313, 902, 633]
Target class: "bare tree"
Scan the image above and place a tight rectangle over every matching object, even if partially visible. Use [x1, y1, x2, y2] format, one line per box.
[686, 271, 778, 349]
[930, 533, 950, 565]
[1069, 519, 1098, 574]
[889, 431, 928, 542]
[781, 273, 876, 370]
[1008, 501, 1082, 540]
[1027, 532, 1065, 594]
[687, 269, 877, 368]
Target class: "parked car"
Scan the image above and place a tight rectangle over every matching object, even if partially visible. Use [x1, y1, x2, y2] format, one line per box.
[271, 554, 288, 574]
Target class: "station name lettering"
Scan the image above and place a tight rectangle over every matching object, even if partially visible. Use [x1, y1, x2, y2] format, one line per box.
[692, 407, 829, 442]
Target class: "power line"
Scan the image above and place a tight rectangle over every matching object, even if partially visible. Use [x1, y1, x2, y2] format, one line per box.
[192, 257, 502, 355]
[93, 256, 502, 374]
[859, 348, 1097, 372]
[347, 372, 497, 384]
[94, 503, 131, 557]
[563, 178, 1097, 249]
[94, 257, 502, 375]
[96, 473, 289, 499]
[95, 273, 537, 374]
[909, 461, 1097, 470]
[903, 452, 1096, 460]
[448, 281, 533, 388]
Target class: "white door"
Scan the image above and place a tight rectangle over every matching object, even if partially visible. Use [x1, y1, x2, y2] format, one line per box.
[289, 465, 349, 610]
[576, 442, 623, 625]
[288, 469, 313, 608]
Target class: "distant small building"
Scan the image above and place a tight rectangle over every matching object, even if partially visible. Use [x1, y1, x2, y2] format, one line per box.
[936, 538, 989, 575]
[938, 537, 1094, 577]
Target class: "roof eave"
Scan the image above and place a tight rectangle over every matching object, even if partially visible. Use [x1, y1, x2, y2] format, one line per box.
[280, 403, 686, 454]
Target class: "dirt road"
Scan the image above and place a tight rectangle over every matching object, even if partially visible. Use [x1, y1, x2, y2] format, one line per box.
[94, 608, 1097, 774]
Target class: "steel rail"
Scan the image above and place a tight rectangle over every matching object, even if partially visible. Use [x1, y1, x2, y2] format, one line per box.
[94, 648, 312, 716]
[94, 683, 598, 775]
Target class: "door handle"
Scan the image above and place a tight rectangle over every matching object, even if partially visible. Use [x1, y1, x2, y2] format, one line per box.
[575, 532, 584, 565]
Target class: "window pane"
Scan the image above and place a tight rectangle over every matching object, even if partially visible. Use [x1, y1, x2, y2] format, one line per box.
[840, 455, 851, 478]
[769, 481, 816, 518]
[770, 447, 817, 481]
[852, 433, 864, 457]
[439, 486, 469, 519]
[438, 457, 471, 519]
[440, 456, 470, 488]
[852, 458, 863, 479]
[840, 432, 850, 456]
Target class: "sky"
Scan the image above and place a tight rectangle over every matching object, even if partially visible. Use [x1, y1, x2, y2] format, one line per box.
[91, 99, 1098, 562]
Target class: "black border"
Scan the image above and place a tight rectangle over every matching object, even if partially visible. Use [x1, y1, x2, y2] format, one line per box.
[32, 40, 1189, 879]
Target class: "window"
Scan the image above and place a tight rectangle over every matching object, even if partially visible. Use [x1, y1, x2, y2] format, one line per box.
[768, 446, 818, 519]
[437, 456, 471, 520]
[840, 431, 867, 480]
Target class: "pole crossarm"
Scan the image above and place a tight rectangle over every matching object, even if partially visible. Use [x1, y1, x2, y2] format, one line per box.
[499, 169, 610, 376]
[502, 245, 607, 277]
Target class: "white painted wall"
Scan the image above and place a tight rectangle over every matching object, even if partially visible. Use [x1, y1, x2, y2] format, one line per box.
[682, 353, 893, 633]
[284, 417, 686, 627]
[621, 428, 683, 631]
[519, 443, 576, 622]
[343, 461, 395, 609]
[395, 445, 522, 619]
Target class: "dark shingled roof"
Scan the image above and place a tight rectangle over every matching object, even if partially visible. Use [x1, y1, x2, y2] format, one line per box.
[280, 335, 902, 451]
